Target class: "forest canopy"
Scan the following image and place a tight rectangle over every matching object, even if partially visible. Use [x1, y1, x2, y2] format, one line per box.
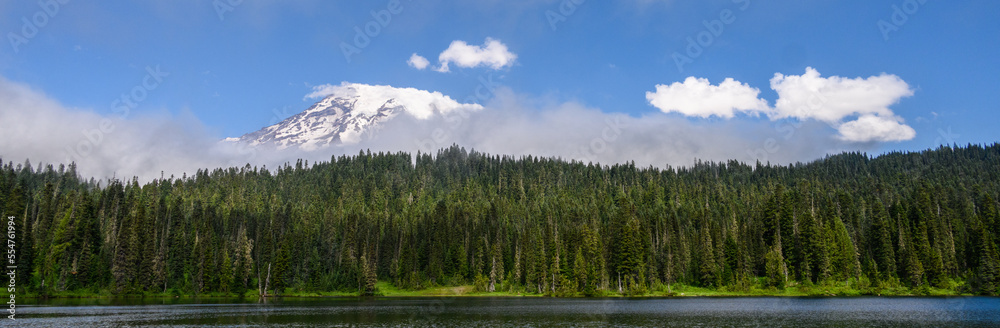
[1, 143, 998, 297]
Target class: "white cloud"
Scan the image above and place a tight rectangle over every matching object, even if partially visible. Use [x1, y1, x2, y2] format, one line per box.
[646, 77, 769, 119]
[836, 114, 916, 143]
[407, 53, 429, 70]
[647, 68, 917, 142]
[770, 67, 913, 123]
[355, 88, 849, 168]
[769, 67, 914, 142]
[0, 76, 263, 182]
[434, 38, 517, 73]
[0, 75, 873, 182]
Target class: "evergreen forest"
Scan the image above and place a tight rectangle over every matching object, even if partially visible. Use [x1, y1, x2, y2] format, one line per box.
[1, 144, 999, 297]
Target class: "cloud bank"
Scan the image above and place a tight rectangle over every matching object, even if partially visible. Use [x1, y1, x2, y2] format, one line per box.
[349, 88, 845, 168]
[0, 76, 260, 181]
[1, 76, 878, 183]
[646, 67, 916, 142]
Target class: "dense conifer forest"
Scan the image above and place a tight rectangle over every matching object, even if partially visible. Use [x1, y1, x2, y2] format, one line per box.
[1, 144, 998, 297]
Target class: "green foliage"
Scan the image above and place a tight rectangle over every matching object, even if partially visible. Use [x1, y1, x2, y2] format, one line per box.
[360, 252, 378, 296]
[0, 144, 998, 297]
[473, 274, 489, 293]
[765, 245, 787, 289]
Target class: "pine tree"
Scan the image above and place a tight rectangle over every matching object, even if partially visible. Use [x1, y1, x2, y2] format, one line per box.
[898, 226, 924, 288]
[870, 201, 896, 281]
[8, 185, 32, 294]
[220, 248, 233, 294]
[573, 246, 585, 292]
[272, 236, 292, 295]
[828, 216, 860, 280]
[765, 244, 787, 289]
[534, 236, 547, 294]
[801, 210, 828, 284]
[549, 225, 561, 295]
[580, 225, 603, 296]
[488, 238, 504, 292]
[360, 251, 378, 296]
[111, 191, 138, 294]
[698, 226, 718, 287]
[975, 228, 998, 295]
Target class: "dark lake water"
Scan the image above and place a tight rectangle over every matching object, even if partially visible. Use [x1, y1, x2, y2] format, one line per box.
[18, 296, 1000, 327]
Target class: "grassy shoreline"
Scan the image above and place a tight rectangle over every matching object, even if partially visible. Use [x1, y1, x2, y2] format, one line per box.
[23, 281, 976, 300]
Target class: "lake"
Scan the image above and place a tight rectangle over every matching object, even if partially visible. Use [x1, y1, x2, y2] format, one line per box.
[19, 297, 1000, 327]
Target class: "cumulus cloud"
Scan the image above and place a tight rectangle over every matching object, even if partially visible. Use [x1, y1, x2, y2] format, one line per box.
[647, 67, 916, 142]
[646, 77, 769, 119]
[836, 114, 916, 143]
[770, 67, 913, 123]
[407, 53, 429, 70]
[433, 38, 516, 73]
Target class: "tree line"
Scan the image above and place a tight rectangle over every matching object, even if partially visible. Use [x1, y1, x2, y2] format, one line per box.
[0, 143, 998, 297]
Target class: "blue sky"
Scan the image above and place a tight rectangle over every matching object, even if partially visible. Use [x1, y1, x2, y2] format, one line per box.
[1, 0, 999, 177]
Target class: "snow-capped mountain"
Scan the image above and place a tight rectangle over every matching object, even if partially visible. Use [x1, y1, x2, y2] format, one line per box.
[233, 83, 483, 151]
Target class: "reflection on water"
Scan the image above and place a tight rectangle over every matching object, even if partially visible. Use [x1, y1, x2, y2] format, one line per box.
[19, 297, 1000, 327]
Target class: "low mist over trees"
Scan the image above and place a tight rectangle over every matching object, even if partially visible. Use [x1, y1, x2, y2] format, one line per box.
[1, 144, 998, 296]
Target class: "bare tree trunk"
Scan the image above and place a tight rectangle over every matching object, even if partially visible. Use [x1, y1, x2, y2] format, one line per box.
[264, 263, 271, 297]
[488, 257, 496, 293]
[259, 263, 271, 298]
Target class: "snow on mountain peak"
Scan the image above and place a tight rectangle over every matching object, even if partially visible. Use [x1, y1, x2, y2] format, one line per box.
[306, 82, 483, 120]
[235, 83, 482, 150]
